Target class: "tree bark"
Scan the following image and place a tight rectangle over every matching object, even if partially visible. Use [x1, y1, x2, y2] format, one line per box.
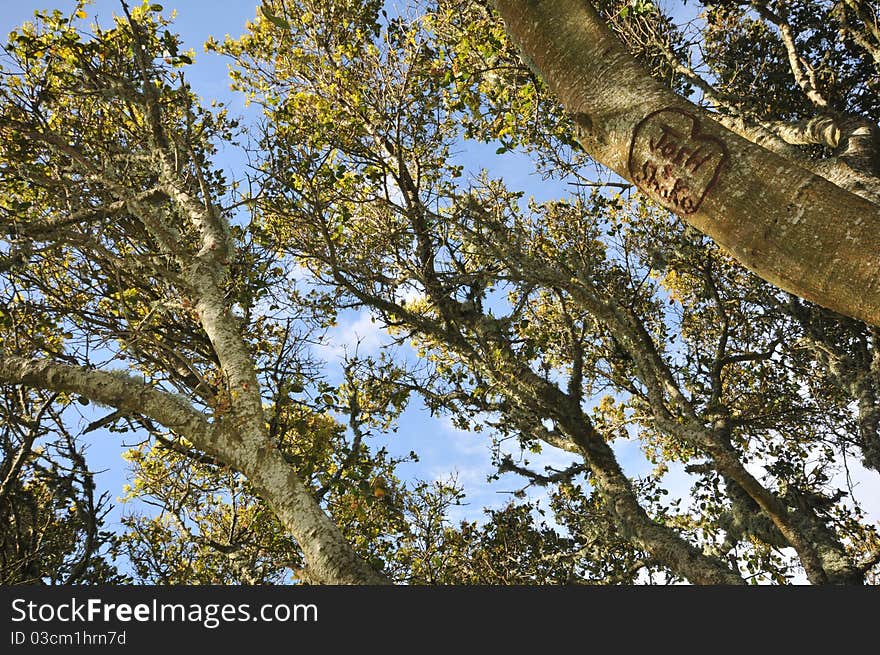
[568, 424, 745, 585]
[0, 356, 389, 585]
[493, 0, 880, 326]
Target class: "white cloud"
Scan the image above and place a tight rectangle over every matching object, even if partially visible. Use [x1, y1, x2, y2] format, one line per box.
[313, 309, 390, 363]
[438, 416, 488, 458]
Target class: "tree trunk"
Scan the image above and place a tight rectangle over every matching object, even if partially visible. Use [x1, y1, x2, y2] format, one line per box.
[0, 356, 389, 585]
[493, 0, 880, 326]
[212, 426, 391, 585]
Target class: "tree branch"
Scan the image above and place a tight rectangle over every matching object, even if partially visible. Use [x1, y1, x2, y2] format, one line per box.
[492, 0, 880, 326]
[749, 2, 829, 110]
[0, 356, 213, 445]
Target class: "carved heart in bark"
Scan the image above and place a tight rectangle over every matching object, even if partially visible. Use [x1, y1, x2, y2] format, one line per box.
[627, 108, 728, 214]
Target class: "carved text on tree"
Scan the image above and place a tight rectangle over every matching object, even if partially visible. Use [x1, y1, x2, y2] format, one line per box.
[628, 108, 728, 214]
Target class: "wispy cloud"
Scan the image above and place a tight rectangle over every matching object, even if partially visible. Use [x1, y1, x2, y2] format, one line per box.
[313, 309, 390, 363]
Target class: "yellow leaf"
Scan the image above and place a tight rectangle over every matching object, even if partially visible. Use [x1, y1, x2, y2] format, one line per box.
[75, 9, 87, 19]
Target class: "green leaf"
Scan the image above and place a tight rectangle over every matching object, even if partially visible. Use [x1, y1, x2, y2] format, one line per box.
[150, 3, 163, 11]
[260, 6, 291, 30]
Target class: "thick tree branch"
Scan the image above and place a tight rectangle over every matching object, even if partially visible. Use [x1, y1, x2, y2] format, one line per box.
[492, 0, 880, 326]
[0, 356, 388, 584]
[0, 356, 213, 444]
[474, 222, 862, 583]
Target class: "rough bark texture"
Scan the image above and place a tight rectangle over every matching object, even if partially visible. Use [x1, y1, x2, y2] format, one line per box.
[493, 0, 880, 326]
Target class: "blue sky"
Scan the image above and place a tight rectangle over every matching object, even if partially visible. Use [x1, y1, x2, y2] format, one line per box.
[3, 0, 879, 580]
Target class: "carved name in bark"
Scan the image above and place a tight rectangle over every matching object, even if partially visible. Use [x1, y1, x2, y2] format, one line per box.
[628, 109, 728, 214]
